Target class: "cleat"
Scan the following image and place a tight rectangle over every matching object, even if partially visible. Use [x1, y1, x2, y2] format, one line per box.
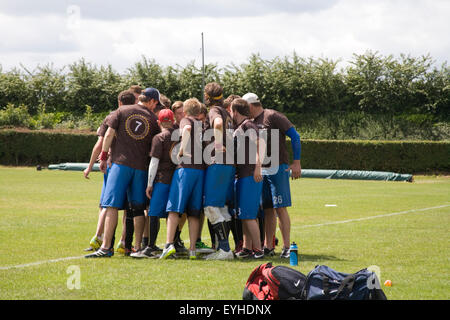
[147, 245, 163, 254]
[204, 248, 234, 260]
[85, 248, 113, 258]
[264, 247, 275, 257]
[189, 250, 198, 260]
[130, 247, 158, 259]
[159, 244, 176, 260]
[280, 247, 290, 259]
[195, 241, 215, 254]
[174, 239, 188, 254]
[253, 250, 264, 259]
[116, 242, 126, 255]
[236, 248, 253, 259]
[89, 235, 102, 251]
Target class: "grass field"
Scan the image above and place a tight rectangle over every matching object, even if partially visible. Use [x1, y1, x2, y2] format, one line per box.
[0, 166, 449, 300]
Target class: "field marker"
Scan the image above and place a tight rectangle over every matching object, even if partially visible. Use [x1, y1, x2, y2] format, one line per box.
[1, 204, 448, 271]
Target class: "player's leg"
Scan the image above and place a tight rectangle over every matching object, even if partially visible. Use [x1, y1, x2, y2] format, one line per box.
[162, 168, 193, 259]
[86, 163, 131, 257]
[203, 164, 234, 258]
[131, 182, 169, 258]
[270, 163, 292, 258]
[235, 175, 263, 259]
[127, 167, 149, 252]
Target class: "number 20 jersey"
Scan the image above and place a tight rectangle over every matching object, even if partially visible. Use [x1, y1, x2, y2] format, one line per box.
[106, 104, 160, 171]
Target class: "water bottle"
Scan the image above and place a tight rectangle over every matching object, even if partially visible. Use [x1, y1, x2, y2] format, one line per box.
[290, 242, 298, 266]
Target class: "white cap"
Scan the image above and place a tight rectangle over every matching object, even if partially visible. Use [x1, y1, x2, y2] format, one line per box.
[242, 92, 260, 104]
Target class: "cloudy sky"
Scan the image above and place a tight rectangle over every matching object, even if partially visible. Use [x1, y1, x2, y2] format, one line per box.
[0, 0, 449, 73]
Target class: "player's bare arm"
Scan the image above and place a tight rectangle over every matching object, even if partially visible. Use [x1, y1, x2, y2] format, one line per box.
[178, 124, 191, 159]
[213, 117, 225, 152]
[99, 127, 115, 173]
[84, 136, 103, 179]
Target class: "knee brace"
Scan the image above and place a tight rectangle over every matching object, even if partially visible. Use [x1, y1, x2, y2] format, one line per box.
[204, 206, 225, 225]
[219, 205, 232, 222]
[128, 203, 145, 218]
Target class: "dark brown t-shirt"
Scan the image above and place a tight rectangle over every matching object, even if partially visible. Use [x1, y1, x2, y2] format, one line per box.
[207, 106, 234, 165]
[177, 116, 204, 170]
[97, 111, 115, 137]
[252, 109, 293, 167]
[234, 118, 260, 179]
[106, 104, 160, 171]
[150, 128, 177, 184]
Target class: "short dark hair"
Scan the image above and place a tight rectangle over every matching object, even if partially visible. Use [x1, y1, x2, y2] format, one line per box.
[160, 94, 171, 108]
[129, 85, 142, 95]
[154, 103, 166, 114]
[231, 98, 250, 117]
[118, 90, 136, 105]
[204, 82, 224, 107]
[200, 103, 208, 116]
[224, 94, 241, 109]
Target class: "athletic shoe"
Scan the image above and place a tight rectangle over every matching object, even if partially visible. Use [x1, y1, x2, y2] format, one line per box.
[89, 235, 102, 251]
[147, 245, 163, 254]
[280, 247, 290, 259]
[189, 250, 197, 260]
[253, 250, 264, 259]
[195, 241, 215, 254]
[236, 248, 253, 259]
[85, 248, 113, 258]
[234, 240, 243, 255]
[130, 247, 158, 259]
[174, 239, 188, 254]
[159, 244, 176, 260]
[116, 242, 126, 255]
[204, 248, 234, 260]
[264, 247, 275, 257]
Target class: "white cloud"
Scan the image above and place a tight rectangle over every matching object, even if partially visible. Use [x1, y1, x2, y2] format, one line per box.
[0, 0, 448, 73]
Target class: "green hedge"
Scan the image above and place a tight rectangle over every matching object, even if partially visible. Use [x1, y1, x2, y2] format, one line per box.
[0, 130, 449, 173]
[0, 129, 97, 166]
[298, 139, 450, 173]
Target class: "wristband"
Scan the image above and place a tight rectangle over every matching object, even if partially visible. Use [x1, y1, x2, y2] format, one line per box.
[100, 151, 108, 161]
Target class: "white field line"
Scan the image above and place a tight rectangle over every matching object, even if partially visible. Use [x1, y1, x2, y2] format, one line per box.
[1, 204, 448, 271]
[293, 204, 449, 230]
[0, 255, 85, 271]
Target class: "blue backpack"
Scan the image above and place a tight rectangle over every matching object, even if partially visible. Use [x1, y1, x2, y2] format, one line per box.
[301, 265, 387, 300]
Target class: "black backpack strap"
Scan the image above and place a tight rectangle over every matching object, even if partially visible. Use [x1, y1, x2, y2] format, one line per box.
[332, 275, 356, 300]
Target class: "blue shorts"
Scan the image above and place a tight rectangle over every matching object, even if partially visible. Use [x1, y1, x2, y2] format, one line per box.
[203, 164, 235, 208]
[262, 163, 292, 209]
[148, 182, 170, 218]
[166, 168, 204, 216]
[100, 163, 148, 210]
[236, 176, 263, 220]
[99, 165, 111, 207]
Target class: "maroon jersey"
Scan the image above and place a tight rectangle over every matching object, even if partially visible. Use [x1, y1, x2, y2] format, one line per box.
[234, 118, 260, 179]
[106, 104, 160, 171]
[252, 109, 294, 167]
[150, 127, 177, 184]
[207, 106, 234, 165]
[177, 116, 204, 170]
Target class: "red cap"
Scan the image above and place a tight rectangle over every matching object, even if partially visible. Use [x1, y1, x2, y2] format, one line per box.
[158, 108, 174, 123]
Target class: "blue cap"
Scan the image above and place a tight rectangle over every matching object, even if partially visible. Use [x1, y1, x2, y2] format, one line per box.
[142, 87, 161, 103]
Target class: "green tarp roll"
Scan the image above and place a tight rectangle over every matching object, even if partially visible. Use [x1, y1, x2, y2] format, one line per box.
[48, 163, 413, 182]
[300, 169, 413, 182]
[48, 163, 100, 171]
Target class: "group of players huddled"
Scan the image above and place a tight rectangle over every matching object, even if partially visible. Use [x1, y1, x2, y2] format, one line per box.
[84, 82, 302, 260]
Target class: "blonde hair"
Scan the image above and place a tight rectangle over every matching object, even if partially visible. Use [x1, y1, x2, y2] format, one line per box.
[183, 98, 201, 116]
